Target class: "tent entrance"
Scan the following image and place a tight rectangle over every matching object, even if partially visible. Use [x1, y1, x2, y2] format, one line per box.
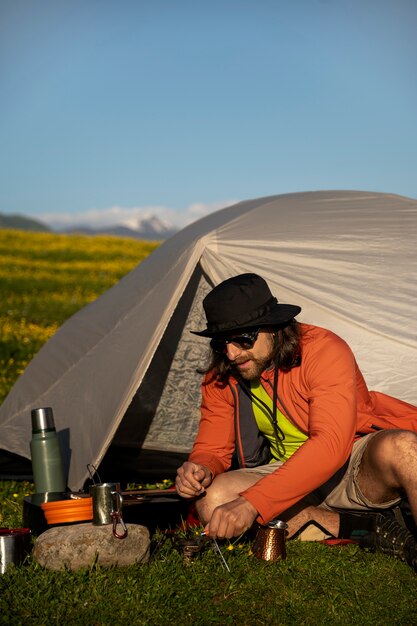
[96, 266, 212, 485]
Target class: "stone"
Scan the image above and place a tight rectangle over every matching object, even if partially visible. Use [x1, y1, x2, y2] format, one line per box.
[32, 523, 150, 571]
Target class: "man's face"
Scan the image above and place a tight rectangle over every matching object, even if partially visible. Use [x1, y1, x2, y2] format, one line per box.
[224, 330, 275, 380]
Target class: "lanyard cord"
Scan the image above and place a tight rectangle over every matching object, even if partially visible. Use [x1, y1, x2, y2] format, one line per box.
[238, 367, 286, 458]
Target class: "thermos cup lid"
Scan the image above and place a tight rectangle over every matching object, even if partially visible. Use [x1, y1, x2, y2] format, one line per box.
[31, 407, 55, 431]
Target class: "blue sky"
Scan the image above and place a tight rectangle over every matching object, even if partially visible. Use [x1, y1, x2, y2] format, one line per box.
[1, 0, 416, 230]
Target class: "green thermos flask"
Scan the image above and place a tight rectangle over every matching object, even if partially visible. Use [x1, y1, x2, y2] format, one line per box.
[30, 407, 66, 494]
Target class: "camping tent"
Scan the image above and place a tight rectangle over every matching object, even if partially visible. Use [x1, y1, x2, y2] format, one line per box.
[1, 190, 416, 490]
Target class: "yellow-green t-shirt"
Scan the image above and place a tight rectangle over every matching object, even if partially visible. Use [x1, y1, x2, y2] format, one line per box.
[250, 380, 308, 461]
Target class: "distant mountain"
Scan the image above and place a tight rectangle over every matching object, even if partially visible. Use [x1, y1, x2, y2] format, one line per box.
[60, 216, 178, 241]
[0, 211, 178, 240]
[0, 213, 51, 232]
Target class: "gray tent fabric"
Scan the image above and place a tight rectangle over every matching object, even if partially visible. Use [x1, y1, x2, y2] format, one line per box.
[1, 190, 416, 490]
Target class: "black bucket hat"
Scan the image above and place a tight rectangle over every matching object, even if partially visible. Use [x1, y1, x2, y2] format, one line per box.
[192, 273, 301, 338]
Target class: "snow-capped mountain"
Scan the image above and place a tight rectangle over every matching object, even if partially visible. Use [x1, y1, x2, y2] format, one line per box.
[59, 215, 178, 240]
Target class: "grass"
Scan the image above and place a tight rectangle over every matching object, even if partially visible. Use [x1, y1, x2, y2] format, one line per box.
[1, 481, 416, 626]
[1, 229, 417, 624]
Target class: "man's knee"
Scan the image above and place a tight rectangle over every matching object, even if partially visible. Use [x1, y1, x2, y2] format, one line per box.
[366, 430, 417, 467]
[195, 471, 262, 523]
[195, 473, 238, 523]
[361, 430, 417, 491]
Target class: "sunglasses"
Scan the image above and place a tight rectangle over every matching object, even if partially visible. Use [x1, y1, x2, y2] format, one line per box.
[210, 329, 260, 353]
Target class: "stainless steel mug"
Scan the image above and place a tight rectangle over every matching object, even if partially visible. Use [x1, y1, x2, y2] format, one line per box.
[89, 483, 127, 539]
[252, 519, 288, 561]
[0, 528, 32, 574]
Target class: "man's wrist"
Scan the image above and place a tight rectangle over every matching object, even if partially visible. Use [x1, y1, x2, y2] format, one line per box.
[240, 495, 258, 515]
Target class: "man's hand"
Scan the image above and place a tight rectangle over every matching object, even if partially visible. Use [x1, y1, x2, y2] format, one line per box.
[205, 496, 258, 539]
[176, 461, 212, 498]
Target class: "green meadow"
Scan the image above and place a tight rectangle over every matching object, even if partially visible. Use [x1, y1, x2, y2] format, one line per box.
[0, 229, 416, 625]
[0, 229, 159, 404]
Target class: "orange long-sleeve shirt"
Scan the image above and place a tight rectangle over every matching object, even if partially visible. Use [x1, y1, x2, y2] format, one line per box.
[189, 324, 417, 524]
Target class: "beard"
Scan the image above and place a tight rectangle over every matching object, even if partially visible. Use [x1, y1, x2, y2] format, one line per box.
[231, 354, 273, 381]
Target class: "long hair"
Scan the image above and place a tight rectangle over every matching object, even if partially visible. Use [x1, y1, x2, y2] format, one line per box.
[202, 319, 302, 385]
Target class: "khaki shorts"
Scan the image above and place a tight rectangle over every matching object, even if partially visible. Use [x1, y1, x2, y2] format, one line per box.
[238, 431, 402, 513]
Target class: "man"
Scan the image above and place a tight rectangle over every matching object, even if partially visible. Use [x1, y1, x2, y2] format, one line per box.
[176, 273, 417, 568]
